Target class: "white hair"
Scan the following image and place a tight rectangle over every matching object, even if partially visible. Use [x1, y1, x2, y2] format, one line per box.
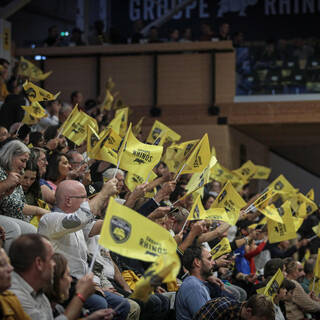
[102, 168, 125, 180]
[0, 140, 30, 171]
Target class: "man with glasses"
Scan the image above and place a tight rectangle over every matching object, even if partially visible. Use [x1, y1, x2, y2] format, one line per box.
[38, 178, 136, 318]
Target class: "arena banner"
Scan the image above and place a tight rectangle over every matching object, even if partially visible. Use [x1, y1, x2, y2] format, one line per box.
[110, 0, 320, 41]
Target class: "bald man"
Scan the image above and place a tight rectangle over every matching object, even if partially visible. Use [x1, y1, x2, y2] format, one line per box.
[38, 179, 134, 318]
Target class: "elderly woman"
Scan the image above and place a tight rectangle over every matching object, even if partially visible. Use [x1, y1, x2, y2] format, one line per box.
[284, 257, 320, 320]
[30, 147, 48, 178]
[0, 140, 49, 252]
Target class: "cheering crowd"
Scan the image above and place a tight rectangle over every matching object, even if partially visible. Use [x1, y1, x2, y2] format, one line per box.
[0, 56, 319, 320]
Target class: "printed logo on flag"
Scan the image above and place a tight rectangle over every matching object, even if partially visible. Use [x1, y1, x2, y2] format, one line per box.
[110, 216, 132, 243]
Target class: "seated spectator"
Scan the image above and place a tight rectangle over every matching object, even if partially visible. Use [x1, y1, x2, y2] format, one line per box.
[284, 257, 320, 320]
[35, 100, 61, 132]
[0, 140, 48, 252]
[194, 294, 275, 320]
[9, 234, 56, 319]
[0, 247, 31, 319]
[0, 126, 9, 143]
[199, 23, 214, 41]
[300, 259, 315, 293]
[147, 27, 162, 44]
[168, 29, 179, 42]
[30, 147, 48, 178]
[59, 103, 72, 125]
[41, 152, 71, 205]
[71, 91, 84, 108]
[21, 159, 41, 206]
[43, 125, 68, 153]
[102, 168, 125, 201]
[38, 178, 131, 318]
[44, 252, 114, 320]
[29, 131, 45, 148]
[218, 22, 231, 41]
[179, 28, 192, 42]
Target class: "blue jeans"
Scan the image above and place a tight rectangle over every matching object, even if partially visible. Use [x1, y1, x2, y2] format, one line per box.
[84, 291, 130, 319]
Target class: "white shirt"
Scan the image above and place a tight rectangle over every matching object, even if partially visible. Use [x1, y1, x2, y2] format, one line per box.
[38, 202, 95, 279]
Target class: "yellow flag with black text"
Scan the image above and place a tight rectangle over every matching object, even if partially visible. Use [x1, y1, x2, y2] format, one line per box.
[99, 197, 177, 262]
[115, 107, 129, 137]
[210, 237, 231, 260]
[210, 181, 247, 225]
[23, 81, 60, 103]
[267, 201, 296, 243]
[252, 165, 271, 180]
[130, 253, 180, 302]
[18, 56, 52, 81]
[262, 268, 284, 301]
[146, 120, 181, 145]
[232, 160, 257, 183]
[125, 171, 157, 192]
[306, 188, 315, 201]
[119, 126, 163, 179]
[22, 101, 47, 121]
[267, 175, 297, 197]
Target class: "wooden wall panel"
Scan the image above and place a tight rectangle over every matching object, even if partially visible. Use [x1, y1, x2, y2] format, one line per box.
[44, 57, 97, 102]
[158, 54, 211, 105]
[215, 52, 235, 103]
[100, 56, 153, 107]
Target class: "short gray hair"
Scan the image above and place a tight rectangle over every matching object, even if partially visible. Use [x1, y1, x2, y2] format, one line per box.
[0, 140, 30, 171]
[103, 168, 125, 180]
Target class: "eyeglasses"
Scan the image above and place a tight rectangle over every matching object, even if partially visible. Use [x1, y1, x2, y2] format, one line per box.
[70, 160, 86, 166]
[69, 195, 87, 199]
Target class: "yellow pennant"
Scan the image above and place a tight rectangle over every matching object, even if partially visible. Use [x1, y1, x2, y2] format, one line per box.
[132, 117, 145, 137]
[180, 134, 211, 175]
[232, 160, 257, 183]
[210, 181, 247, 225]
[163, 139, 199, 173]
[22, 101, 47, 119]
[119, 126, 163, 179]
[146, 120, 181, 145]
[210, 237, 231, 260]
[261, 268, 284, 301]
[125, 171, 157, 192]
[62, 108, 98, 146]
[101, 89, 114, 111]
[23, 81, 60, 103]
[306, 188, 315, 201]
[267, 201, 296, 243]
[266, 174, 297, 198]
[18, 57, 52, 82]
[298, 193, 318, 216]
[115, 107, 129, 137]
[99, 197, 177, 262]
[185, 154, 217, 195]
[130, 253, 180, 302]
[252, 165, 271, 180]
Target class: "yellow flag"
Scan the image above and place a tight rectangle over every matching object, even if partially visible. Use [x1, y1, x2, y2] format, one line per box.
[258, 205, 284, 224]
[312, 223, 320, 237]
[30, 199, 50, 228]
[23, 81, 60, 103]
[306, 188, 315, 201]
[119, 126, 163, 179]
[262, 268, 284, 301]
[251, 189, 274, 211]
[180, 134, 210, 175]
[163, 139, 199, 172]
[187, 195, 207, 220]
[185, 154, 217, 195]
[115, 107, 129, 137]
[132, 117, 145, 136]
[59, 104, 79, 133]
[101, 89, 114, 111]
[22, 101, 47, 120]
[267, 201, 296, 243]
[99, 198, 177, 262]
[267, 174, 296, 196]
[248, 216, 267, 230]
[314, 249, 320, 278]
[232, 160, 257, 183]
[252, 165, 271, 180]
[298, 193, 318, 216]
[130, 253, 180, 302]
[210, 237, 231, 260]
[22, 112, 39, 125]
[293, 216, 304, 232]
[62, 108, 98, 146]
[310, 249, 320, 295]
[210, 181, 247, 226]
[146, 120, 181, 145]
[87, 125, 101, 158]
[107, 111, 123, 135]
[302, 249, 311, 267]
[18, 56, 52, 81]
[125, 171, 157, 192]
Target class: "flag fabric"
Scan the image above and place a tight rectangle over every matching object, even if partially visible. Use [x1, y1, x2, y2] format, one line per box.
[267, 201, 296, 243]
[21, 101, 47, 125]
[187, 195, 208, 220]
[119, 126, 163, 179]
[185, 154, 217, 195]
[18, 56, 52, 81]
[210, 181, 247, 226]
[312, 223, 320, 237]
[180, 134, 210, 175]
[232, 160, 257, 183]
[23, 81, 60, 103]
[298, 193, 318, 216]
[58, 104, 79, 133]
[310, 249, 320, 295]
[101, 89, 114, 111]
[302, 249, 311, 267]
[261, 268, 284, 301]
[250, 189, 274, 212]
[130, 253, 180, 302]
[163, 139, 199, 173]
[99, 198, 177, 262]
[107, 110, 123, 135]
[86, 125, 101, 158]
[146, 120, 181, 145]
[125, 171, 157, 192]
[61, 107, 98, 145]
[132, 117, 145, 136]
[210, 237, 231, 260]
[252, 165, 272, 180]
[306, 188, 315, 201]
[248, 216, 267, 230]
[30, 199, 50, 228]
[258, 205, 284, 224]
[115, 107, 129, 137]
[266, 175, 297, 198]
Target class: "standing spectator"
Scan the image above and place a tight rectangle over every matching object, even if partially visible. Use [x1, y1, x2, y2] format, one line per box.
[147, 27, 162, 44]
[168, 29, 179, 42]
[218, 22, 231, 41]
[69, 28, 86, 47]
[71, 91, 84, 108]
[43, 25, 63, 47]
[199, 23, 214, 41]
[89, 20, 109, 45]
[180, 28, 192, 42]
[131, 20, 144, 44]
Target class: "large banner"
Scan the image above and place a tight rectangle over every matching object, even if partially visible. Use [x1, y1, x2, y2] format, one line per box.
[110, 0, 320, 41]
